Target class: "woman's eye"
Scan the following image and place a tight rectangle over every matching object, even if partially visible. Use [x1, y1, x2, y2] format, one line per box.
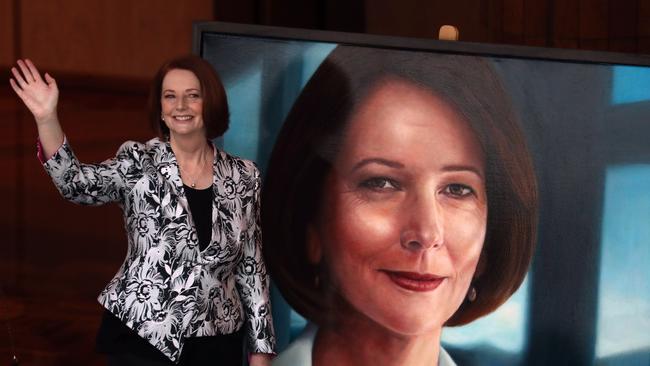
[163, 94, 175, 99]
[444, 184, 474, 197]
[360, 177, 399, 191]
[188, 93, 201, 99]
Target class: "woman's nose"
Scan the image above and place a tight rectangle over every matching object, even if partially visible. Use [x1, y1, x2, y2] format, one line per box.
[175, 96, 187, 110]
[399, 193, 444, 251]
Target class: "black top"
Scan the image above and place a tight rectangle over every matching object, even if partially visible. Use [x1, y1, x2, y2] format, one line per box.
[184, 184, 214, 251]
[96, 185, 224, 360]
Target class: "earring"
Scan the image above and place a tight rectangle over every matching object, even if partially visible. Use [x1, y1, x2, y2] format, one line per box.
[467, 286, 477, 302]
[161, 112, 165, 121]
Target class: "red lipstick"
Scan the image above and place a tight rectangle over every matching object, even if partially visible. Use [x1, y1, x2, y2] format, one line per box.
[383, 271, 445, 292]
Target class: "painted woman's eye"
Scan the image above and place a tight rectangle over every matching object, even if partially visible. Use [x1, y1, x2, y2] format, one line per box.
[360, 177, 399, 191]
[444, 184, 474, 197]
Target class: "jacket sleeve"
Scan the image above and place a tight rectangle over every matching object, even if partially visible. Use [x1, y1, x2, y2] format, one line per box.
[235, 164, 276, 354]
[42, 138, 140, 206]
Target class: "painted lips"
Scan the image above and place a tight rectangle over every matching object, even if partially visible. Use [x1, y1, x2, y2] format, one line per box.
[383, 271, 445, 292]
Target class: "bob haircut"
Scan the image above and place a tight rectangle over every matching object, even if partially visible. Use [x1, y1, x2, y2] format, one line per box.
[262, 45, 538, 326]
[149, 54, 229, 139]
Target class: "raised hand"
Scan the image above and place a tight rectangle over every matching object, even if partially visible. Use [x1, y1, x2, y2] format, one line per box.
[10, 59, 59, 125]
[9, 59, 64, 160]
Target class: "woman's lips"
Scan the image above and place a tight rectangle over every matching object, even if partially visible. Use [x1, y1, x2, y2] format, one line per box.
[173, 115, 194, 121]
[382, 270, 445, 292]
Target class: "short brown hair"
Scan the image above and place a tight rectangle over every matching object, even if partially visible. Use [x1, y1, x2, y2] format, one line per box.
[149, 54, 229, 139]
[262, 45, 538, 327]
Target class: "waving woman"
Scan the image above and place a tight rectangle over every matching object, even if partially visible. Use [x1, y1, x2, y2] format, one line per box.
[10, 57, 275, 366]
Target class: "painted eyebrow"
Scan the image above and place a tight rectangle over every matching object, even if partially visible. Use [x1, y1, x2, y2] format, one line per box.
[352, 158, 404, 172]
[352, 158, 484, 179]
[441, 165, 484, 180]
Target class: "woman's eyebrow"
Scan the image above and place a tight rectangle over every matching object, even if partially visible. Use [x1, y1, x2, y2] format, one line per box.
[162, 88, 201, 93]
[352, 157, 404, 171]
[441, 164, 484, 179]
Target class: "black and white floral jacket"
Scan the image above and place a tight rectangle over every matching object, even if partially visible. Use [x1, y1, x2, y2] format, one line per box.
[42, 137, 276, 362]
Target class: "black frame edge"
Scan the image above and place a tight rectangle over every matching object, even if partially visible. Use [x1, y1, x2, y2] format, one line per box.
[193, 21, 650, 67]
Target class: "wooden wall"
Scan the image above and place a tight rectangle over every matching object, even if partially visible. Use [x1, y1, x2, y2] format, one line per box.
[363, 0, 650, 53]
[2, 0, 214, 80]
[0, 0, 14, 66]
[4, 0, 650, 79]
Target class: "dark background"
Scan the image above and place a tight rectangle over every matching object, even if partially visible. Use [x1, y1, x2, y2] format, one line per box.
[2, 0, 650, 364]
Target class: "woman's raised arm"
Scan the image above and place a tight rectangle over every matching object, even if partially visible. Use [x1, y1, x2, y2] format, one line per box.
[9, 59, 64, 160]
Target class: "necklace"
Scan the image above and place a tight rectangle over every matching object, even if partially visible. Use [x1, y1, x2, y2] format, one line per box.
[178, 148, 211, 188]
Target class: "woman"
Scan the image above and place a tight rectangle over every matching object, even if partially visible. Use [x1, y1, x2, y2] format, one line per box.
[262, 46, 537, 365]
[10, 56, 275, 365]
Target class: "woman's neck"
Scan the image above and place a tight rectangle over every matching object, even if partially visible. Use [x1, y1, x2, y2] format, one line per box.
[312, 315, 442, 366]
[169, 133, 211, 165]
[169, 133, 214, 189]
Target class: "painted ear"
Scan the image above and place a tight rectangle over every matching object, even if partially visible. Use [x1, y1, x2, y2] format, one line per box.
[306, 224, 323, 264]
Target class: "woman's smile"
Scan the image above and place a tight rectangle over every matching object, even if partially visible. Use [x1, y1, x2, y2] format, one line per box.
[172, 114, 195, 121]
[161, 69, 205, 137]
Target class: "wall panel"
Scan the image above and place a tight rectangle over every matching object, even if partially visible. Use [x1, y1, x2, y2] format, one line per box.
[20, 0, 214, 80]
[366, 0, 488, 41]
[0, 0, 15, 67]
[609, 0, 638, 39]
[502, 0, 524, 43]
[524, 0, 549, 40]
[639, 0, 650, 37]
[579, 0, 608, 40]
[553, 0, 579, 43]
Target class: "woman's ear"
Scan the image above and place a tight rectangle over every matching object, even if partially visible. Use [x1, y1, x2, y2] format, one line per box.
[306, 224, 323, 264]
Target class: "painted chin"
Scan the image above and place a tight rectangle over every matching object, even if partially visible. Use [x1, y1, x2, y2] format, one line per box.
[381, 270, 446, 292]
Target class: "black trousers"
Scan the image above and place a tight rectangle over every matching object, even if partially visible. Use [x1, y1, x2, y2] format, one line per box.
[99, 311, 243, 366]
[105, 332, 244, 366]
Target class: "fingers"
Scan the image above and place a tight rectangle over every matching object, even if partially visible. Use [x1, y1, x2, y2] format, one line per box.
[11, 59, 54, 92]
[10, 66, 28, 89]
[16, 59, 36, 83]
[25, 59, 44, 83]
[9, 78, 33, 105]
[9, 78, 24, 96]
[44, 72, 57, 87]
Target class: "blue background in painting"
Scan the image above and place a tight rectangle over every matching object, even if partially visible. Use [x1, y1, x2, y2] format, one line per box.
[202, 33, 650, 366]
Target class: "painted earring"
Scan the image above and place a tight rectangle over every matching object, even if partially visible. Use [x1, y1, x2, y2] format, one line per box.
[467, 286, 477, 302]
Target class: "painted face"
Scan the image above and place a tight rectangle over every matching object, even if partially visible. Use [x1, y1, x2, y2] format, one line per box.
[311, 80, 487, 336]
[161, 69, 205, 138]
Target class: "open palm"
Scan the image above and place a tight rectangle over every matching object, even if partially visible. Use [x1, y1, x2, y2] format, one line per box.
[10, 59, 59, 123]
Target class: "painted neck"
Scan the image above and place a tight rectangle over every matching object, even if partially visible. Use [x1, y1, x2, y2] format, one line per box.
[312, 312, 442, 366]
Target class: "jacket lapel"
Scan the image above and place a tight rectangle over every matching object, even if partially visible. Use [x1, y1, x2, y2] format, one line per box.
[151, 138, 197, 247]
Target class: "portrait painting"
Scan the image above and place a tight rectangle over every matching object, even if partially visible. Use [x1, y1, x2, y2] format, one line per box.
[195, 22, 650, 366]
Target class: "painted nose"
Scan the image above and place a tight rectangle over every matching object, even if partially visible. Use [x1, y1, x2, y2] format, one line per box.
[400, 193, 444, 251]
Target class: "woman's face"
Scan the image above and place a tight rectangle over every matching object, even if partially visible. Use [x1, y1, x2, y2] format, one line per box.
[311, 80, 487, 336]
[161, 68, 205, 138]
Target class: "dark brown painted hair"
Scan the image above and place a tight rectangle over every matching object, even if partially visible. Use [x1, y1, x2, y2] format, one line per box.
[149, 54, 229, 139]
[262, 45, 538, 327]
